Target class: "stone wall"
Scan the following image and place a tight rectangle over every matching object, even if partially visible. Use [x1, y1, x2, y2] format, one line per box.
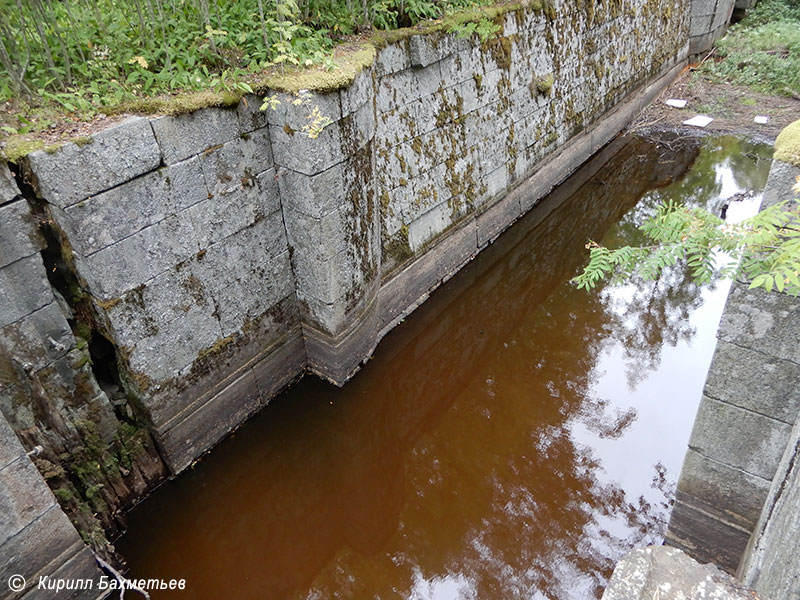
[665, 154, 800, 574]
[736, 154, 800, 600]
[689, 0, 735, 56]
[5, 0, 691, 484]
[739, 415, 800, 600]
[1, 411, 105, 600]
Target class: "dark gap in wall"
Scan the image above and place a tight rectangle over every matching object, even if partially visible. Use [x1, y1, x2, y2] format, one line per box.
[8, 162, 169, 558]
[88, 331, 125, 399]
[12, 162, 135, 416]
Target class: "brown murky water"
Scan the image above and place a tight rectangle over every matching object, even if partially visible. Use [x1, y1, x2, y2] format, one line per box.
[117, 134, 772, 599]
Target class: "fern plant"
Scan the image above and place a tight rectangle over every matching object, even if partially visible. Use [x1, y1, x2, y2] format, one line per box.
[573, 177, 800, 296]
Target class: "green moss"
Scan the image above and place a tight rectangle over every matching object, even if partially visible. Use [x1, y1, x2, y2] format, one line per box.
[53, 487, 75, 502]
[536, 72, 554, 96]
[774, 119, 800, 167]
[263, 44, 376, 93]
[485, 34, 515, 71]
[1, 139, 46, 163]
[110, 89, 242, 117]
[73, 136, 94, 147]
[384, 225, 413, 264]
[95, 297, 122, 311]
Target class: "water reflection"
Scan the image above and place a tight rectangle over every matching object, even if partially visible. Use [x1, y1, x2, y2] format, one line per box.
[117, 135, 772, 599]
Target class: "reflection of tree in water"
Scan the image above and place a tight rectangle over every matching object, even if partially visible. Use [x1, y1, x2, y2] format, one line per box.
[590, 135, 772, 388]
[120, 132, 767, 600]
[301, 133, 703, 600]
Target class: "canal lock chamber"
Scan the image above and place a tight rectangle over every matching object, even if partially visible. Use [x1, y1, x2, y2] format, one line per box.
[112, 132, 779, 599]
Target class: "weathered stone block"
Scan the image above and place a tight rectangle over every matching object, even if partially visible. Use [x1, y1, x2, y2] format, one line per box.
[23, 546, 106, 600]
[476, 193, 522, 247]
[340, 102, 375, 152]
[667, 499, 752, 573]
[691, 12, 714, 34]
[339, 68, 373, 117]
[0, 254, 53, 328]
[141, 293, 301, 430]
[158, 368, 261, 473]
[0, 456, 56, 545]
[27, 117, 161, 208]
[0, 302, 74, 374]
[283, 204, 349, 262]
[303, 292, 379, 383]
[718, 282, 800, 364]
[676, 448, 771, 530]
[409, 34, 442, 68]
[689, 395, 792, 481]
[278, 162, 346, 219]
[101, 262, 219, 349]
[741, 419, 800, 600]
[705, 340, 800, 424]
[236, 94, 269, 133]
[75, 212, 199, 300]
[0, 504, 84, 593]
[376, 65, 443, 114]
[127, 304, 224, 383]
[291, 247, 359, 305]
[191, 215, 292, 336]
[374, 41, 411, 77]
[0, 414, 23, 470]
[150, 107, 240, 164]
[251, 332, 306, 399]
[0, 200, 44, 269]
[269, 121, 344, 176]
[0, 162, 20, 205]
[57, 155, 206, 257]
[407, 202, 454, 253]
[603, 546, 758, 600]
[200, 127, 273, 197]
[762, 160, 800, 209]
[188, 168, 280, 249]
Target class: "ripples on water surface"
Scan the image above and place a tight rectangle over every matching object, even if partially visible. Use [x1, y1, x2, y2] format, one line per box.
[118, 135, 772, 599]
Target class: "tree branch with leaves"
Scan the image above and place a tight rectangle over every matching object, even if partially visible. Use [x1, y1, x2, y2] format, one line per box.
[573, 176, 800, 296]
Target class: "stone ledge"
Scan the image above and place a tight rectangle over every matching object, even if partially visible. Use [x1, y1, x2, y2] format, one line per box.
[603, 546, 762, 600]
[26, 117, 161, 209]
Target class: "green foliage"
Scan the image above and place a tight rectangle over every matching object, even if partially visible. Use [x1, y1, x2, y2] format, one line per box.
[259, 89, 333, 138]
[701, 0, 800, 96]
[0, 0, 500, 112]
[574, 183, 800, 297]
[446, 17, 501, 42]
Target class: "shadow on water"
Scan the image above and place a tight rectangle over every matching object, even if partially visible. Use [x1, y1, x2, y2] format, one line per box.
[117, 134, 772, 599]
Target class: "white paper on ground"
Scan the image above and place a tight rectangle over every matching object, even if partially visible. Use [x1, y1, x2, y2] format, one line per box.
[754, 115, 769, 124]
[683, 115, 714, 127]
[665, 99, 688, 108]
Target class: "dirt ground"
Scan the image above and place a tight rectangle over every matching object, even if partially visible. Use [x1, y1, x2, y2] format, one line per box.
[630, 64, 800, 142]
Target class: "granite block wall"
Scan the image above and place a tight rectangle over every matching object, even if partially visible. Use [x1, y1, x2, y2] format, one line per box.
[666, 155, 800, 574]
[3, 0, 692, 517]
[689, 0, 736, 56]
[0, 0, 721, 590]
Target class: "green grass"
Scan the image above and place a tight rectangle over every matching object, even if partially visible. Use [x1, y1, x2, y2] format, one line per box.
[0, 0, 507, 151]
[701, 0, 800, 96]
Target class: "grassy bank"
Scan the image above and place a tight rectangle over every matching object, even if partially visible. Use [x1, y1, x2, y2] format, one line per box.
[700, 0, 800, 96]
[0, 0, 505, 150]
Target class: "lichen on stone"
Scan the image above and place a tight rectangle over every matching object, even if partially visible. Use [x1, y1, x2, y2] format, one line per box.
[774, 119, 800, 167]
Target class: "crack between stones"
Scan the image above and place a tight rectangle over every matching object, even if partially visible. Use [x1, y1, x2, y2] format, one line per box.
[718, 336, 800, 369]
[701, 390, 797, 426]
